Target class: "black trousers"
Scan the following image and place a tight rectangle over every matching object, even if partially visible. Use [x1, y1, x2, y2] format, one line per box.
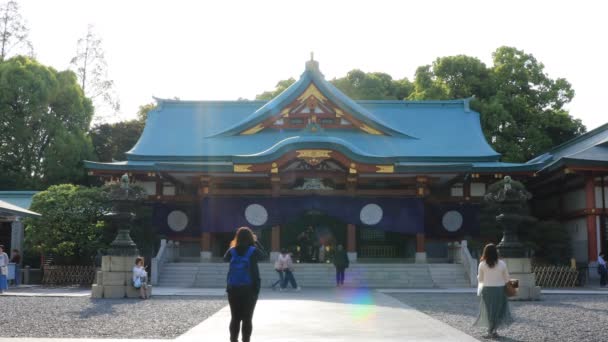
[600, 267, 607, 287]
[336, 267, 346, 285]
[227, 287, 258, 342]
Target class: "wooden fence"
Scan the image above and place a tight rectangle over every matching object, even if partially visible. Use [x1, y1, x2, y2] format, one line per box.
[42, 265, 97, 286]
[533, 265, 578, 288]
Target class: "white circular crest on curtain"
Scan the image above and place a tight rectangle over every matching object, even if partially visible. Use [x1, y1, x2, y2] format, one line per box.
[442, 210, 463, 232]
[167, 210, 188, 232]
[360, 203, 383, 225]
[245, 203, 268, 226]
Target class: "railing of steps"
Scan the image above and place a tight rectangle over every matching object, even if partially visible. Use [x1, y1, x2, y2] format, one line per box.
[151, 239, 179, 285]
[458, 240, 478, 287]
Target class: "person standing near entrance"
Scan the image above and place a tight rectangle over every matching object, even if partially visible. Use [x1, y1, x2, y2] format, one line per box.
[224, 227, 267, 342]
[0, 245, 8, 293]
[474, 243, 513, 339]
[333, 244, 349, 287]
[598, 253, 607, 287]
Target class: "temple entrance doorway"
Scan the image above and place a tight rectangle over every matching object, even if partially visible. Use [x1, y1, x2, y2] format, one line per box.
[281, 211, 346, 263]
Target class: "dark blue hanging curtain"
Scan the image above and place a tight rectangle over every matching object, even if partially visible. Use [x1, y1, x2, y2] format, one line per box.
[425, 203, 480, 238]
[200, 196, 424, 233]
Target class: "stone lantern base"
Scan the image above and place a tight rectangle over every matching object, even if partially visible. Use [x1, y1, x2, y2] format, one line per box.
[91, 255, 152, 299]
[503, 258, 540, 300]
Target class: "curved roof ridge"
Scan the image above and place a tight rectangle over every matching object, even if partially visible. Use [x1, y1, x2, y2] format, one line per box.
[211, 60, 414, 138]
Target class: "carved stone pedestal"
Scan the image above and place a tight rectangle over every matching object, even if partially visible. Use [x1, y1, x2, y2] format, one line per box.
[503, 258, 540, 301]
[91, 255, 153, 299]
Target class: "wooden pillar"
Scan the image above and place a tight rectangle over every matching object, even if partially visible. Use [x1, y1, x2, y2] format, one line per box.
[585, 174, 598, 262]
[271, 225, 281, 253]
[347, 223, 357, 262]
[200, 232, 211, 261]
[415, 232, 427, 263]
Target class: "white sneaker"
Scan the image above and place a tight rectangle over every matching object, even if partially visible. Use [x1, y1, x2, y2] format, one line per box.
[295, 286, 301, 291]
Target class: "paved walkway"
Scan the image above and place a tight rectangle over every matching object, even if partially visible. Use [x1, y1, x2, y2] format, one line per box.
[177, 289, 479, 342]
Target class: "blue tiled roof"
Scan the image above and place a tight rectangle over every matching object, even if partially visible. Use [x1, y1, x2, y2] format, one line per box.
[114, 61, 502, 166]
[89, 60, 596, 173]
[531, 123, 608, 172]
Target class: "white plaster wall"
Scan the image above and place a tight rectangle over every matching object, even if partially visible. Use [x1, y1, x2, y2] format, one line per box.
[595, 185, 608, 208]
[563, 189, 586, 212]
[563, 218, 588, 263]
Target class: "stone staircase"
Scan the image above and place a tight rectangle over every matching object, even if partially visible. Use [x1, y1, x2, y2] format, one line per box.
[157, 262, 471, 288]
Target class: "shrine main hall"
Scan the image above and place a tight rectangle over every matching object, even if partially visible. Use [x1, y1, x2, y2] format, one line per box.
[86, 59, 608, 266]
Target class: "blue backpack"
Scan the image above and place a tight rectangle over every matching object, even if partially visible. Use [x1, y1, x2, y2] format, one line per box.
[227, 246, 255, 287]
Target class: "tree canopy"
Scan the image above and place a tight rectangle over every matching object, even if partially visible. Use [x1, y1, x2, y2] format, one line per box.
[255, 46, 585, 162]
[70, 25, 119, 123]
[0, 1, 33, 62]
[0, 56, 94, 189]
[24, 184, 108, 264]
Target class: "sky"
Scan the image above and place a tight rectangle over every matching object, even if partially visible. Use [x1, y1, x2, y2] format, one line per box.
[15, 0, 608, 130]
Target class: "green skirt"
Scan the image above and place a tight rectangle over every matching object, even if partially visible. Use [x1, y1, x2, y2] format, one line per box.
[473, 285, 513, 331]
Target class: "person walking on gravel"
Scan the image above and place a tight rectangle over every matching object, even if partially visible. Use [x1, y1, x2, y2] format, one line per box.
[474, 243, 513, 339]
[224, 227, 267, 342]
[271, 249, 286, 290]
[280, 250, 300, 291]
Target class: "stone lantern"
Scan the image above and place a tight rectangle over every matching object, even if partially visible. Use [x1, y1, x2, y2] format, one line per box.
[92, 174, 151, 298]
[484, 176, 540, 300]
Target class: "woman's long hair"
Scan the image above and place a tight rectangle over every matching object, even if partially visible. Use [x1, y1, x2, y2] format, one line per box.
[229, 227, 256, 248]
[481, 243, 498, 268]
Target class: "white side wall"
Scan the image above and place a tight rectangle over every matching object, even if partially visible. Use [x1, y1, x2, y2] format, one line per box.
[595, 185, 608, 208]
[564, 218, 588, 263]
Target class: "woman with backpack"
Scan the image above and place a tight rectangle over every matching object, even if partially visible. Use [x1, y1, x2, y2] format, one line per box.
[224, 227, 267, 342]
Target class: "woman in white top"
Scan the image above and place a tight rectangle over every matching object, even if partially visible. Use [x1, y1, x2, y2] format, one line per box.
[473, 243, 513, 338]
[132, 257, 149, 299]
[0, 245, 8, 293]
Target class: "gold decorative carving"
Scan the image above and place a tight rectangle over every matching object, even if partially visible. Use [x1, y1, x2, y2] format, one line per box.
[271, 162, 278, 174]
[335, 108, 344, 117]
[297, 83, 327, 101]
[240, 124, 264, 135]
[281, 108, 290, 117]
[296, 149, 332, 166]
[375, 165, 394, 173]
[359, 124, 383, 135]
[234, 164, 253, 173]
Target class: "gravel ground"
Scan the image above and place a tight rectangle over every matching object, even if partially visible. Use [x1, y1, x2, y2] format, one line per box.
[389, 293, 608, 342]
[0, 296, 227, 338]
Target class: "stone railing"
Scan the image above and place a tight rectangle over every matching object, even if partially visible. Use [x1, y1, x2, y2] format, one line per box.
[459, 240, 478, 287]
[151, 239, 179, 285]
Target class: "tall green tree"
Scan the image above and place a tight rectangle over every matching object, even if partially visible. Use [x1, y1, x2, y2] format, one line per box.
[0, 0, 33, 62]
[89, 103, 154, 162]
[70, 25, 119, 123]
[90, 119, 144, 162]
[332, 70, 413, 100]
[256, 78, 296, 100]
[256, 71, 413, 101]
[410, 47, 585, 162]
[0, 56, 94, 189]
